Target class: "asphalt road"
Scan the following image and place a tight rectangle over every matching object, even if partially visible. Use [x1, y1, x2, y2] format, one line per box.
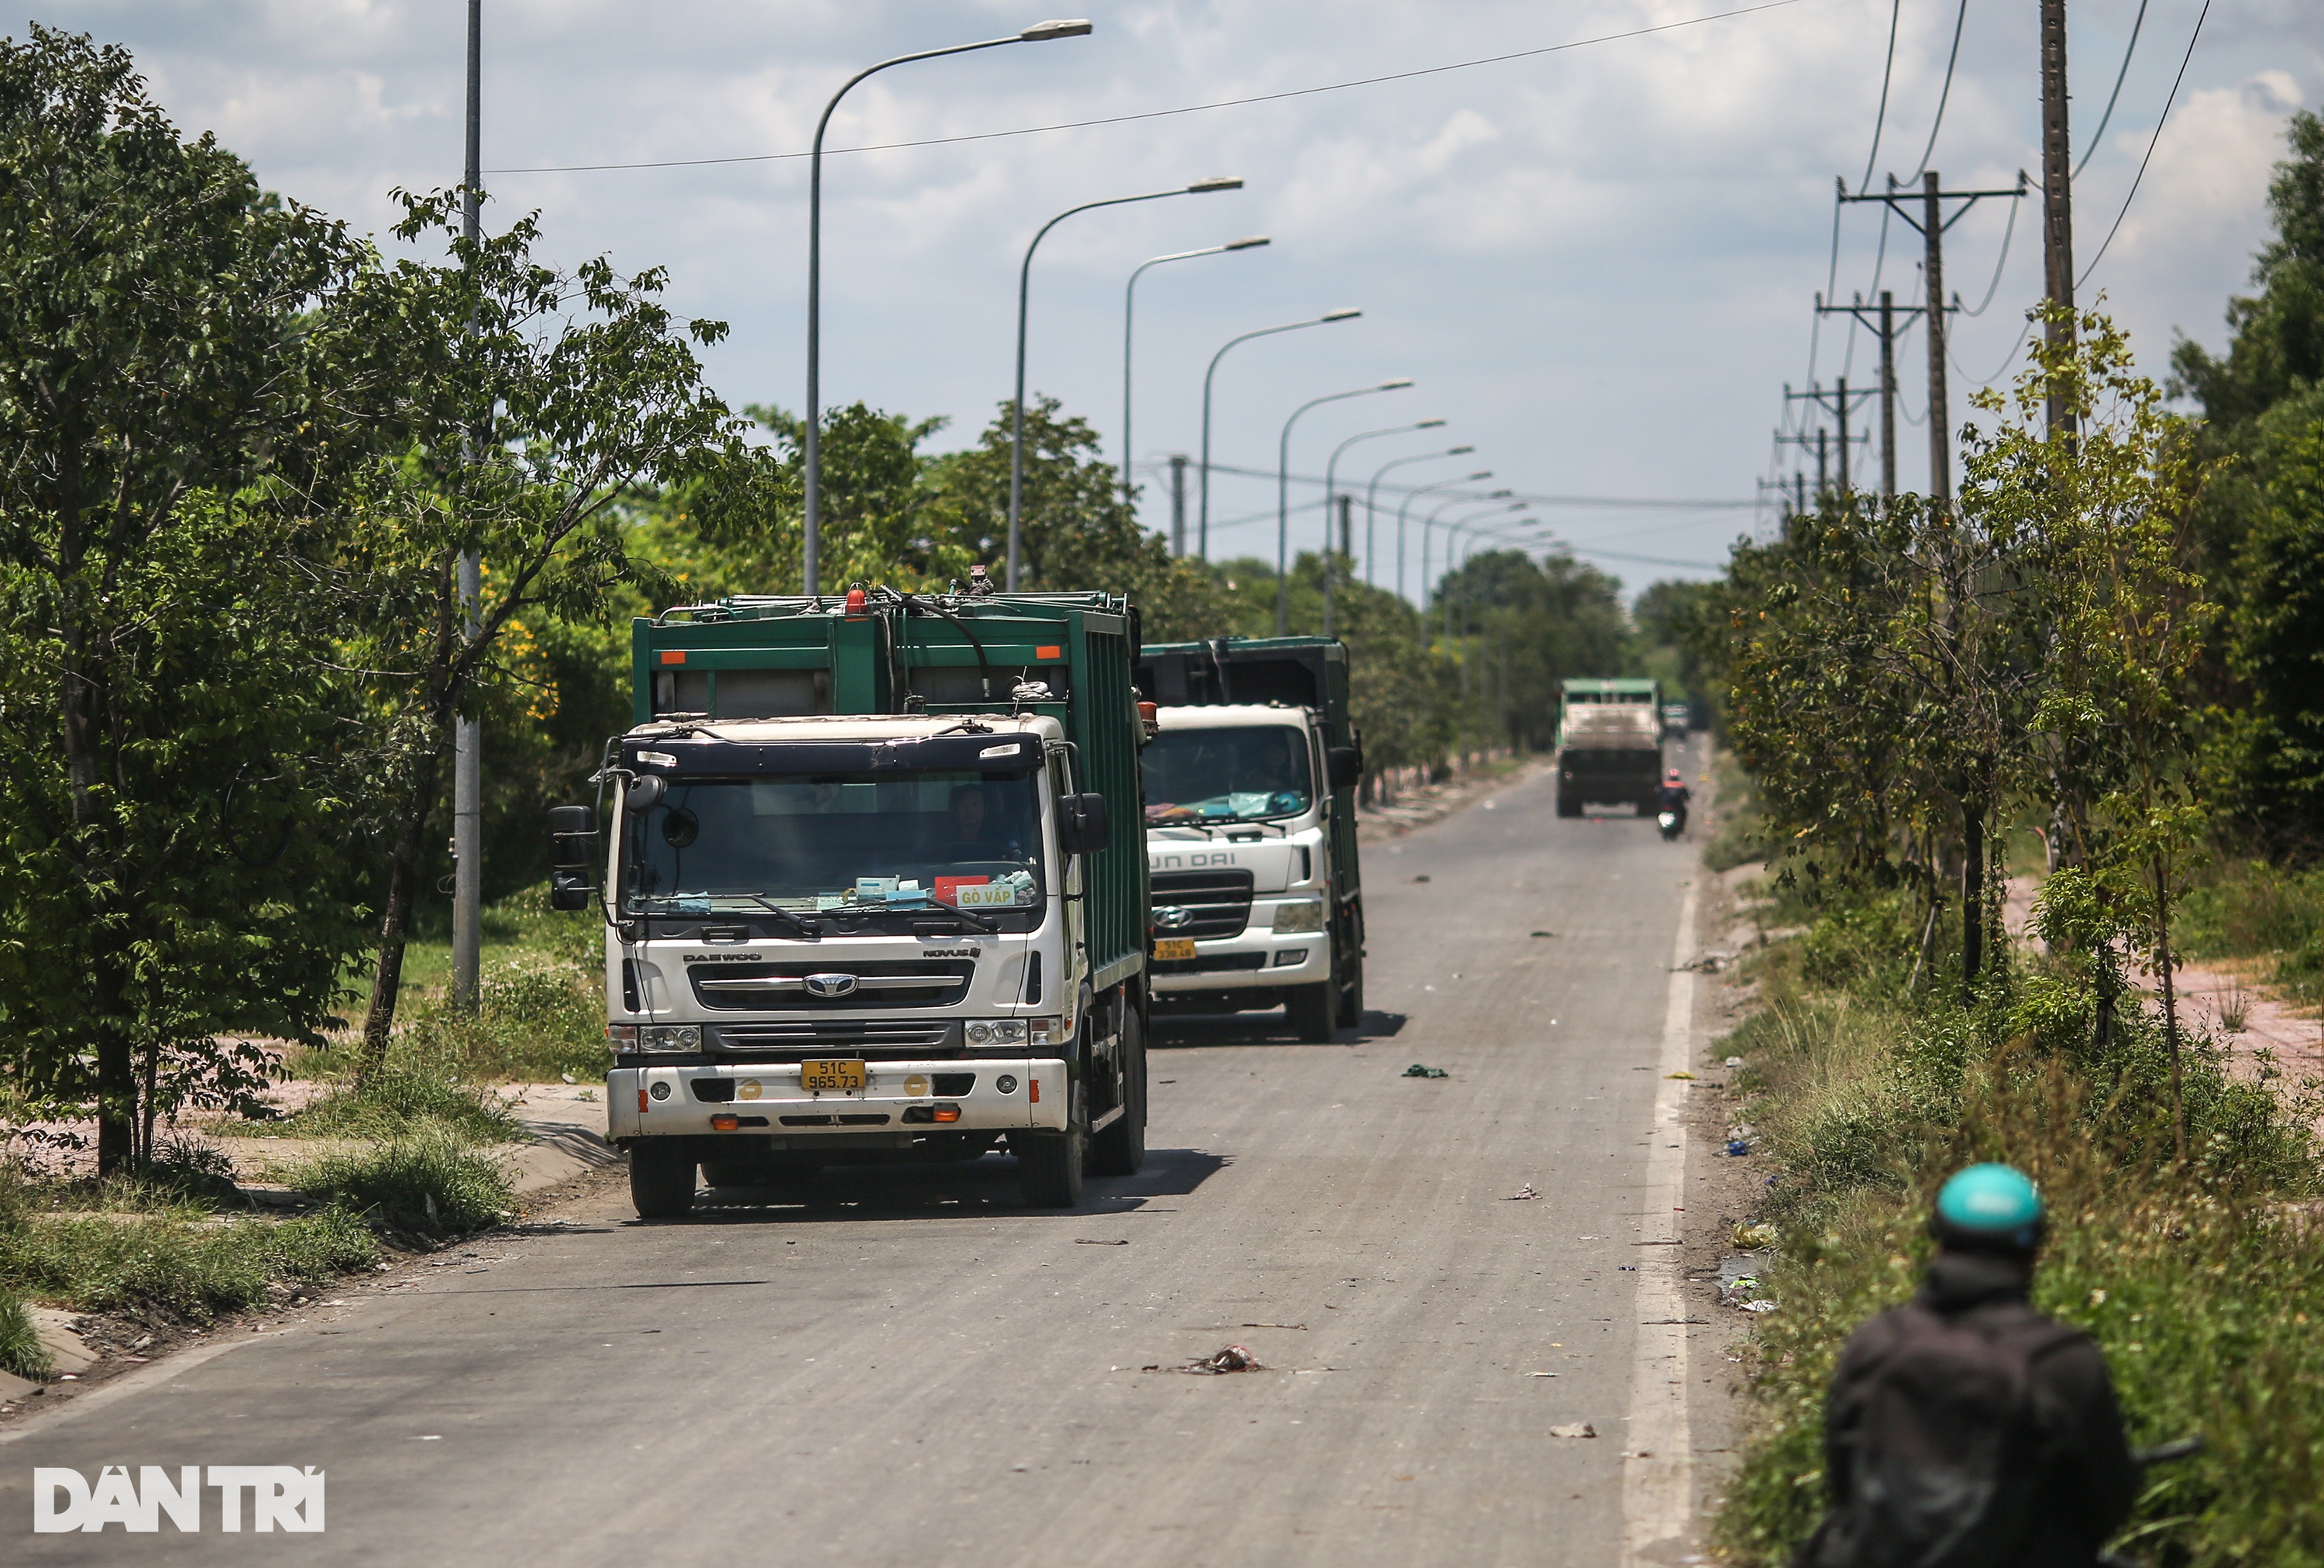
[2, 746, 1708, 1566]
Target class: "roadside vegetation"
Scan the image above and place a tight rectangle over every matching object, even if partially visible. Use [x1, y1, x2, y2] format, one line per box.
[1696, 112, 2324, 1566]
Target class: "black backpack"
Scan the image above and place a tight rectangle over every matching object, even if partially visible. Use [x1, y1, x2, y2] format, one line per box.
[1800, 1299, 2080, 1568]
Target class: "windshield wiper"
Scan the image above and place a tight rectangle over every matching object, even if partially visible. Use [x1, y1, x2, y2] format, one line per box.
[740, 896, 823, 939]
[875, 895, 1002, 934]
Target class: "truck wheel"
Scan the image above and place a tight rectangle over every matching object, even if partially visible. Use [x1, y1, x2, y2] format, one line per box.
[628, 1142, 695, 1219]
[1089, 1009, 1147, 1177]
[1285, 982, 1336, 1043]
[1017, 1082, 1086, 1208]
[1556, 793, 1580, 818]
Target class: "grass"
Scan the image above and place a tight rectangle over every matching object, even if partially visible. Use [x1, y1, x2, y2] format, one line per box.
[1711, 888, 2324, 1567]
[2178, 860, 2324, 1014]
[283, 1130, 511, 1236]
[0, 1290, 46, 1380]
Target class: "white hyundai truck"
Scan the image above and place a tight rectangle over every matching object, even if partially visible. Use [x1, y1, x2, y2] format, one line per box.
[1133, 638, 1364, 1042]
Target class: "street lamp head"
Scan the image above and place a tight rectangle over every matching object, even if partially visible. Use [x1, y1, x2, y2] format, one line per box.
[1021, 19, 1094, 40]
[1224, 234, 1271, 250]
[1321, 308, 1362, 322]
[1487, 489, 1514, 498]
[1447, 444, 1476, 455]
[1416, 418, 1448, 428]
[1187, 176, 1243, 193]
[1377, 377, 1414, 390]
[1466, 469, 1493, 480]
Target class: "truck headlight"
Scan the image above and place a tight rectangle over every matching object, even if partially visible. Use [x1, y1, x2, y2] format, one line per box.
[638, 1024, 701, 1052]
[1272, 899, 1326, 934]
[964, 1018, 1068, 1049]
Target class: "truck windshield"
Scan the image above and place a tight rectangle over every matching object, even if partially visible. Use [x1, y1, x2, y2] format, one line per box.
[1141, 725, 1313, 825]
[622, 771, 1045, 918]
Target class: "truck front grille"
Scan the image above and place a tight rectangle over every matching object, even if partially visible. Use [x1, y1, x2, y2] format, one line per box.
[689, 960, 974, 1011]
[1149, 869, 1256, 940]
[711, 1020, 957, 1058]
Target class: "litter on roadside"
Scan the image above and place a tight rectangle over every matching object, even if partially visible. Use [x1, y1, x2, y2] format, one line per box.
[1732, 1221, 1779, 1250]
[1665, 1071, 1696, 1081]
[1724, 1055, 1745, 1068]
[1178, 1345, 1263, 1374]
[1724, 1140, 1752, 1157]
[1508, 1184, 1541, 1200]
[1549, 1422, 1597, 1439]
[1404, 1064, 1448, 1078]
[1741, 1300, 1780, 1313]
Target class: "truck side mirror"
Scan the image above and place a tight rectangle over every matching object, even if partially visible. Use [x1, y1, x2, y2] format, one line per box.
[1327, 746, 1362, 792]
[1057, 791, 1109, 854]
[547, 805, 597, 911]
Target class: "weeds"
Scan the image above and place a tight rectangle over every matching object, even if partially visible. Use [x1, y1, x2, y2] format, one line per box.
[0, 1202, 377, 1321]
[0, 1291, 46, 1380]
[1714, 891, 2324, 1566]
[284, 1130, 511, 1236]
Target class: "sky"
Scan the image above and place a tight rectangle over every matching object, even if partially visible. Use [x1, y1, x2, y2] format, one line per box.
[33, 0, 2322, 600]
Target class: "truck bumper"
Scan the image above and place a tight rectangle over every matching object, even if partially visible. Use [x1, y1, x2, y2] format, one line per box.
[1150, 934, 1322, 999]
[607, 1059, 1070, 1142]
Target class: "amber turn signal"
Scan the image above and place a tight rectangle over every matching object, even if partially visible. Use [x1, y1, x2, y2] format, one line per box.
[710, 1114, 741, 1131]
[932, 1104, 961, 1123]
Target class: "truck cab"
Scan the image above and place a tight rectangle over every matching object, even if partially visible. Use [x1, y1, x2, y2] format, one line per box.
[551, 590, 1149, 1217]
[1133, 638, 1363, 1042]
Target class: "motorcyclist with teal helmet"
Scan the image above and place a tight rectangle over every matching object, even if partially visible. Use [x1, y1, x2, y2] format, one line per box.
[1797, 1164, 2138, 1568]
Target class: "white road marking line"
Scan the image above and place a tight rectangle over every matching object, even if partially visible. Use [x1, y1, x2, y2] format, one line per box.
[1622, 872, 1699, 1566]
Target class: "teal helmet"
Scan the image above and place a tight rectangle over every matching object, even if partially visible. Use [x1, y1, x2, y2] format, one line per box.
[1933, 1164, 2045, 1253]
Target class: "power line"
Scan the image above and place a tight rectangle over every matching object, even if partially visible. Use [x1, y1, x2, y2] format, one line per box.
[1957, 190, 2023, 316]
[2074, 0, 2153, 179]
[483, 0, 1810, 176]
[1859, 0, 1904, 193]
[2077, 0, 2211, 289]
[1913, 0, 1970, 177]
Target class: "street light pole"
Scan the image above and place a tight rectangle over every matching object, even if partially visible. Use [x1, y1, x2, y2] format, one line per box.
[1367, 445, 1472, 592]
[1438, 502, 1528, 648]
[1396, 470, 1491, 605]
[1319, 418, 1444, 635]
[804, 19, 1092, 596]
[1277, 380, 1412, 635]
[1009, 177, 1243, 590]
[452, 0, 483, 1015]
[1421, 490, 1512, 638]
[1198, 309, 1361, 559]
[1122, 236, 1268, 506]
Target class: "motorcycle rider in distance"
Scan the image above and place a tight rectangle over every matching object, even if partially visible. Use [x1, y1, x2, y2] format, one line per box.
[1655, 768, 1690, 836]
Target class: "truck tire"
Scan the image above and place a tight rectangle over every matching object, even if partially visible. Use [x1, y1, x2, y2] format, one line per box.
[1285, 981, 1336, 1042]
[1017, 1082, 1087, 1208]
[1089, 1008, 1147, 1177]
[1556, 793, 1581, 818]
[628, 1142, 696, 1219]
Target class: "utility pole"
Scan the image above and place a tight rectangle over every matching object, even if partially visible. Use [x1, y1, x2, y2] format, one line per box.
[1923, 172, 1951, 511]
[1840, 172, 2027, 507]
[1815, 290, 1931, 502]
[452, 0, 483, 1016]
[1322, 492, 1352, 638]
[1168, 454, 1188, 556]
[1779, 383, 1873, 505]
[2040, 0, 2075, 435]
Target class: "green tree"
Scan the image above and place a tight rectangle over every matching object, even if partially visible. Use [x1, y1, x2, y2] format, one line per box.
[339, 190, 737, 1081]
[0, 28, 383, 1171]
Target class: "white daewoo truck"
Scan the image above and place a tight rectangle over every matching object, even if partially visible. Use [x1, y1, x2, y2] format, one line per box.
[548, 589, 1153, 1218]
[1132, 638, 1364, 1042]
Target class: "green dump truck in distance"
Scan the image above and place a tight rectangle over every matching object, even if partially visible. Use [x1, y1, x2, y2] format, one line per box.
[545, 587, 1151, 1217]
[1556, 676, 1665, 817]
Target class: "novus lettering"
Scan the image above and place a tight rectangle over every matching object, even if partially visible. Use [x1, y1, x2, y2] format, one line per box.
[33, 1465, 325, 1532]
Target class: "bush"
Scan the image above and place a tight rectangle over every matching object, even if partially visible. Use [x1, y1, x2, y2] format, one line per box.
[272, 1064, 519, 1144]
[0, 1206, 378, 1320]
[0, 1290, 47, 1380]
[286, 1130, 511, 1236]
[1714, 892, 2324, 1566]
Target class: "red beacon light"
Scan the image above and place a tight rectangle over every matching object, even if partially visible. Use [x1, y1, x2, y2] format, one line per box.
[843, 586, 868, 617]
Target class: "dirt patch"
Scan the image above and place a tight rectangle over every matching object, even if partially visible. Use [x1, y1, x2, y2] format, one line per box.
[1356, 756, 1548, 844]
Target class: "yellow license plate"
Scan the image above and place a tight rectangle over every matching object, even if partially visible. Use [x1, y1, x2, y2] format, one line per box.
[1153, 937, 1198, 961]
[799, 1059, 866, 1094]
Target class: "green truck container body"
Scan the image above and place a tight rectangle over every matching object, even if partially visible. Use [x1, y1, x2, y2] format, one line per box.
[629, 593, 1149, 994]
